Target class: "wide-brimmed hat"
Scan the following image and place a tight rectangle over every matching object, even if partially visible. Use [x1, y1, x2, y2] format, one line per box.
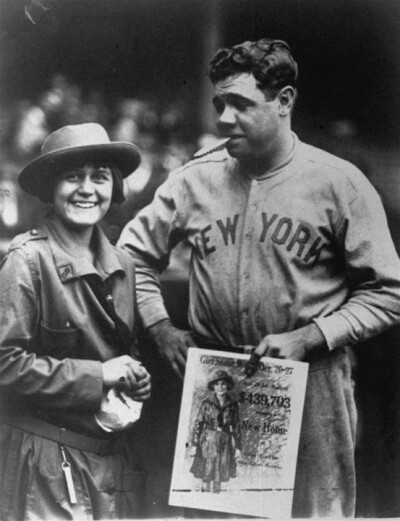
[18, 123, 141, 199]
[208, 370, 235, 391]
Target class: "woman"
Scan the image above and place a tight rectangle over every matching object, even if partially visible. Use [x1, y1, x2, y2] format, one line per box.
[190, 370, 241, 493]
[0, 123, 151, 520]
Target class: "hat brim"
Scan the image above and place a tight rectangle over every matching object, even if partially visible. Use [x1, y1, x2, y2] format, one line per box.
[18, 142, 141, 199]
[208, 376, 234, 391]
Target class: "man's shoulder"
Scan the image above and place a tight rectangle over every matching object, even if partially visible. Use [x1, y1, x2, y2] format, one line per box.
[300, 141, 359, 173]
[113, 243, 136, 270]
[299, 140, 370, 188]
[192, 138, 230, 160]
[175, 139, 231, 176]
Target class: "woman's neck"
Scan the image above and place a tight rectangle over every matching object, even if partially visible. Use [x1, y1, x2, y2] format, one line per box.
[216, 394, 226, 406]
[49, 211, 96, 262]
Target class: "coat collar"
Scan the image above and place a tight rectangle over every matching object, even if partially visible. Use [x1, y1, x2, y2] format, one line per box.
[209, 392, 234, 409]
[43, 212, 124, 282]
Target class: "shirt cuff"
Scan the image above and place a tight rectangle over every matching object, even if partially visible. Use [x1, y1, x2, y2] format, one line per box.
[138, 299, 170, 329]
[313, 314, 353, 350]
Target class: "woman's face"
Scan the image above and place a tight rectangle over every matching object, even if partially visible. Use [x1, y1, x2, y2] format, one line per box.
[214, 379, 228, 397]
[53, 163, 113, 230]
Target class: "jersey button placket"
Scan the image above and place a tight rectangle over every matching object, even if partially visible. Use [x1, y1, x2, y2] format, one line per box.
[239, 182, 258, 328]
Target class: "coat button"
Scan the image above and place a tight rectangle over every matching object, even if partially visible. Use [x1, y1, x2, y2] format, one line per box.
[31, 229, 38, 236]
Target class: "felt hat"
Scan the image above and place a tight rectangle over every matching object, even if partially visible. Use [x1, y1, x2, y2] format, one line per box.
[207, 370, 235, 391]
[18, 123, 141, 199]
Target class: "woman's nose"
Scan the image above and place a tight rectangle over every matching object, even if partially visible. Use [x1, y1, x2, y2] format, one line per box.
[79, 176, 95, 194]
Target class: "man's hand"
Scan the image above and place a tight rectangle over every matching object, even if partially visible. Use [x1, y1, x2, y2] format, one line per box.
[147, 318, 197, 378]
[102, 355, 151, 400]
[245, 323, 327, 377]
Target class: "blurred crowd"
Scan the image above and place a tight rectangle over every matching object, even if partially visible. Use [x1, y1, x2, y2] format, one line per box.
[0, 73, 219, 257]
[1, 73, 399, 262]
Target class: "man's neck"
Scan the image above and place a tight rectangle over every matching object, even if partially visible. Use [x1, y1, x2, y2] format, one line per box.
[240, 132, 295, 178]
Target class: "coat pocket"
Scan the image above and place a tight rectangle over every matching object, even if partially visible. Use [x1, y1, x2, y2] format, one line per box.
[40, 322, 80, 359]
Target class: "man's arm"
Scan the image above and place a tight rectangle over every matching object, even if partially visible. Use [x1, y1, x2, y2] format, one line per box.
[251, 322, 327, 365]
[252, 174, 400, 365]
[118, 174, 197, 378]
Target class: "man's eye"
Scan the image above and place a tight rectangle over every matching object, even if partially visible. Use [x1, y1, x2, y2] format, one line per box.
[213, 99, 225, 114]
[233, 101, 249, 111]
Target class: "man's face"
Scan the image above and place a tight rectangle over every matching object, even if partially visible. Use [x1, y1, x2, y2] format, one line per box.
[53, 163, 113, 231]
[213, 73, 283, 163]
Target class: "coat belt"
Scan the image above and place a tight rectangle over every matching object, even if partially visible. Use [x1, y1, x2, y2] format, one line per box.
[3, 414, 118, 456]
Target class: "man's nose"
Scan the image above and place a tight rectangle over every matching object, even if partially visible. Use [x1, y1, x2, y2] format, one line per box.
[217, 105, 236, 127]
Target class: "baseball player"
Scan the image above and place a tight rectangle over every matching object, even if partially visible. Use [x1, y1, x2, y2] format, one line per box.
[118, 39, 400, 517]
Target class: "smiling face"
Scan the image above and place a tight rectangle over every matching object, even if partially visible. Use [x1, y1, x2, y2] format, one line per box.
[214, 379, 228, 397]
[53, 163, 113, 231]
[213, 72, 291, 167]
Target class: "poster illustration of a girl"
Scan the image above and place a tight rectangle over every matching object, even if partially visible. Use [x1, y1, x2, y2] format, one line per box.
[189, 370, 241, 493]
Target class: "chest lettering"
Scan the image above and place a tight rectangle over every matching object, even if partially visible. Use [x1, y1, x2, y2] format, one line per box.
[194, 212, 327, 264]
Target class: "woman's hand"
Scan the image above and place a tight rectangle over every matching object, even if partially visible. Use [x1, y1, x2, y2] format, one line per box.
[102, 355, 151, 400]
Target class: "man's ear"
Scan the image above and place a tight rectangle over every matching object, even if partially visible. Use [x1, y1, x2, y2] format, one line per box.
[278, 86, 296, 115]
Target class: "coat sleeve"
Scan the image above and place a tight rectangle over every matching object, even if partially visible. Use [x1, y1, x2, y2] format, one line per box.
[118, 173, 186, 328]
[314, 178, 400, 350]
[192, 401, 207, 446]
[232, 401, 242, 451]
[0, 247, 103, 411]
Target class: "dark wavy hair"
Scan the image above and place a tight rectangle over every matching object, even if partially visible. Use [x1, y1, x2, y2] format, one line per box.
[209, 38, 298, 99]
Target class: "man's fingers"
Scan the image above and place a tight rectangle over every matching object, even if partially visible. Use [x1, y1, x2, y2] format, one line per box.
[268, 347, 283, 358]
[183, 333, 198, 349]
[244, 339, 269, 377]
[244, 352, 261, 377]
[171, 358, 185, 379]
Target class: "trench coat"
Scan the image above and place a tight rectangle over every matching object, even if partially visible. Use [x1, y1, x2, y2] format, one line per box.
[0, 213, 145, 520]
[190, 392, 241, 483]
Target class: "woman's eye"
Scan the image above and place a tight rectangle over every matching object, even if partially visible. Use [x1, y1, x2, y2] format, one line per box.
[93, 171, 111, 182]
[65, 173, 80, 181]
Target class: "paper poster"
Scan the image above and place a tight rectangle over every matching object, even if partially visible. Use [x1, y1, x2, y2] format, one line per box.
[169, 348, 308, 519]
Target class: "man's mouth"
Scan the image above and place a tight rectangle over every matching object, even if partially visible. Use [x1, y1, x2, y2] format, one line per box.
[224, 135, 243, 142]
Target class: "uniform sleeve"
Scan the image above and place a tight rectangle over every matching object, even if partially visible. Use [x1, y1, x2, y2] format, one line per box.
[232, 401, 242, 450]
[192, 401, 206, 446]
[118, 174, 186, 328]
[0, 248, 103, 410]
[314, 180, 400, 349]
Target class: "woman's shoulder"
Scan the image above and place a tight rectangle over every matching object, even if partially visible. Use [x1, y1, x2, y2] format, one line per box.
[1, 229, 49, 289]
[8, 227, 48, 255]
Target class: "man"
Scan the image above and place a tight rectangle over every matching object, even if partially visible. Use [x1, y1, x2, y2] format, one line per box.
[118, 39, 400, 517]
